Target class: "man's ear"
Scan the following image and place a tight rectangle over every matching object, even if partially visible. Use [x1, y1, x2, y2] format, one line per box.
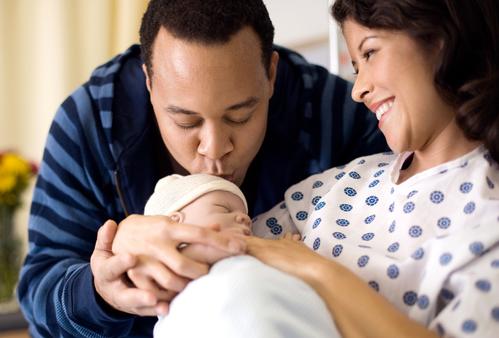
[267, 51, 279, 97]
[168, 211, 184, 223]
[142, 64, 152, 92]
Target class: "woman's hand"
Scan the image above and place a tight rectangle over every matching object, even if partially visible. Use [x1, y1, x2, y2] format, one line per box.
[247, 234, 439, 338]
[245, 234, 329, 287]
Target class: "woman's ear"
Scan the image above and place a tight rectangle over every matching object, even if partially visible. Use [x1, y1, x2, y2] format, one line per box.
[168, 211, 184, 223]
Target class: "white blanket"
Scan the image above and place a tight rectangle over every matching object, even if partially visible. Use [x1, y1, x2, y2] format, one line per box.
[154, 255, 339, 338]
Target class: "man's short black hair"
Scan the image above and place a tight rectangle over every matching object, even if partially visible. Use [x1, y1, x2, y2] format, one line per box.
[140, 0, 275, 78]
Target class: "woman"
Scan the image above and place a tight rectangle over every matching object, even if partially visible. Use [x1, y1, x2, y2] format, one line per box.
[250, 0, 499, 337]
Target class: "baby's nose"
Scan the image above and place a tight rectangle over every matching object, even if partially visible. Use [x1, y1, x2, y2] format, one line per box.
[235, 213, 252, 227]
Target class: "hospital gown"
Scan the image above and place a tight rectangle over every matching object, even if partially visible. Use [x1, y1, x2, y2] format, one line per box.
[253, 145, 499, 337]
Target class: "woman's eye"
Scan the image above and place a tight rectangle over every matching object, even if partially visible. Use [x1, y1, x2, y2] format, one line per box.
[353, 49, 376, 76]
[363, 49, 376, 61]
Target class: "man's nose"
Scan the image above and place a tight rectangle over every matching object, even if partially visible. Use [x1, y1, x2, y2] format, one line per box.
[197, 122, 234, 160]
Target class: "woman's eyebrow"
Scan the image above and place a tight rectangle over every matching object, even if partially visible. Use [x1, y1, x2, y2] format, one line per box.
[358, 35, 378, 51]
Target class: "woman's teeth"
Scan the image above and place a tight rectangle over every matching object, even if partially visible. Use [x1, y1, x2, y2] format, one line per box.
[375, 101, 393, 121]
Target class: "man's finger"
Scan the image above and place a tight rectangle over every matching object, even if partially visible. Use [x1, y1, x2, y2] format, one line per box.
[205, 223, 221, 231]
[169, 224, 246, 253]
[99, 253, 136, 282]
[150, 245, 209, 279]
[132, 259, 189, 292]
[128, 270, 172, 300]
[115, 288, 158, 314]
[155, 302, 171, 316]
[94, 220, 118, 254]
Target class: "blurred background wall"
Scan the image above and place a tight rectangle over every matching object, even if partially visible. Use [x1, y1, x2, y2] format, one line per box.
[0, 0, 150, 255]
[0, 0, 334, 252]
[0, 0, 150, 160]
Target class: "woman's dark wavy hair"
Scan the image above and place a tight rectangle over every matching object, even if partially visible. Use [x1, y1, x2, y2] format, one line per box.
[332, 0, 499, 163]
[140, 0, 274, 78]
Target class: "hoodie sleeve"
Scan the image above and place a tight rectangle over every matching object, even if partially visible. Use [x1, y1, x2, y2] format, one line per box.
[17, 82, 139, 337]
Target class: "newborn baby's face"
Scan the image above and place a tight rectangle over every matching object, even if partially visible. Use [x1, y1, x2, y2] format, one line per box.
[181, 190, 252, 234]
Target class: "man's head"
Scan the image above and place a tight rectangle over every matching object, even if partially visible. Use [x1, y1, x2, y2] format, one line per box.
[144, 174, 251, 231]
[140, 0, 275, 79]
[139, 0, 278, 186]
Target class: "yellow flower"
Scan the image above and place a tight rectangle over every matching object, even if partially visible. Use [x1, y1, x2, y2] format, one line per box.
[0, 174, 16, 193]
[0, 153, 31, 176]
[0, 151, 37, 207]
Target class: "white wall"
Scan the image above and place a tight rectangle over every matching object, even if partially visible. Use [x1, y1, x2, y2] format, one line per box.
[265, 0, 331, 70]
[328, 0, 355, 81]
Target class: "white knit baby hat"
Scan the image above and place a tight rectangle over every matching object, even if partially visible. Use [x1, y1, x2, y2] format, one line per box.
[144, 173, 248, 216]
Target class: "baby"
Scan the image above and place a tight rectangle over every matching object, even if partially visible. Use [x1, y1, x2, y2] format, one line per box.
[143, 173, 339, 338]
[144, 173, 252, 265]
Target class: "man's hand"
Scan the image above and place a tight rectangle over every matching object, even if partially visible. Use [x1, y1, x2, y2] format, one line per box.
[112, 214, 246, 276]
[180, 224, 251, 265]
[123, 220, 250, 313]
[92, 214, 246, 315]
[91, 220, 166, 316]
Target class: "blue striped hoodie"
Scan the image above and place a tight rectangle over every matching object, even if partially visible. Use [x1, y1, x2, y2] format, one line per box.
[18, 44, 387, 337]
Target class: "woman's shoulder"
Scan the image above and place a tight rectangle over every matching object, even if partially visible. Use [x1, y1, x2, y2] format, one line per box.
[461, 147, 499, 201]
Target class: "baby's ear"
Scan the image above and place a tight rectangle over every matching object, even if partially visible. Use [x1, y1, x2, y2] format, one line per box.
[168, 211, 184, 223]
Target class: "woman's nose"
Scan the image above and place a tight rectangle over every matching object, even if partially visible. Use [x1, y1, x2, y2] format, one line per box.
[351, 70, 373, 102]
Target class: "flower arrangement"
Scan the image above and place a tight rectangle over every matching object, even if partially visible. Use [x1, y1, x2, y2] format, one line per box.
[0, 151, 37, 304]
[0, 152, 37, 206]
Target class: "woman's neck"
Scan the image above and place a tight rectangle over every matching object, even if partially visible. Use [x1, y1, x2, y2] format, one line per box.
[397, 121, 481, 184]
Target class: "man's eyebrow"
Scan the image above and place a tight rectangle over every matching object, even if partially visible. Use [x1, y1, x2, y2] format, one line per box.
[164, 96, 259, 115]
[226, 97, 259, 111]
[165, 105, 198, 115]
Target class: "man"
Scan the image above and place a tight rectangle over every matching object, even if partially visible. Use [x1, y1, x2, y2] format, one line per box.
[18, 0, 387, 337]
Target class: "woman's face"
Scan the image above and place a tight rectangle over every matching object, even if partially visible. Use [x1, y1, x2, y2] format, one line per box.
[343, 20, 454, 153]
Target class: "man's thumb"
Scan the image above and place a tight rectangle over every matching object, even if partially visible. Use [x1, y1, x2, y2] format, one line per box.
[95, 220, 118, 252]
